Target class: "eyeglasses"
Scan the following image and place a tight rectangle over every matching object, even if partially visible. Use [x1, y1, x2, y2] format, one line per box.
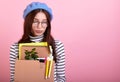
[33, 20, 48, 27]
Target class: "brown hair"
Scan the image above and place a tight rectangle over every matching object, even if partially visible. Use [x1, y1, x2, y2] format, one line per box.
[18, 9, 56, 62]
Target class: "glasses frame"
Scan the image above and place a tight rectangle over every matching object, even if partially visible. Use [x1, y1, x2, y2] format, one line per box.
[32, 20, 48, 28]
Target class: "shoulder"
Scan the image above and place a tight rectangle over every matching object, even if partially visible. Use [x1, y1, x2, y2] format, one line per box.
[54, 40, 65, 53]
[10, 42, 19, 49]
[54, 40, 64, 47]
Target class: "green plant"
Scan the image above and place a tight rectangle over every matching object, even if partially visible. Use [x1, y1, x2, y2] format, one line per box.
[24, 48, 39, 60]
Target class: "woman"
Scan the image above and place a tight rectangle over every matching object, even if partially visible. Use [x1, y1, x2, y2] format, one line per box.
[10, 2, 65, 82]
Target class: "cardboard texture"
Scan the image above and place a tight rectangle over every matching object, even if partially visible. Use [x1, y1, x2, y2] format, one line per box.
[14, 42, 54, 82]
[14, 60, 54, 82]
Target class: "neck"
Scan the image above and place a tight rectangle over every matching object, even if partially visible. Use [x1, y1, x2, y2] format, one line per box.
[29, 34, 44, 42]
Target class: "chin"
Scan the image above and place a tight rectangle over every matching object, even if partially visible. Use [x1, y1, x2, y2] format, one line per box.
[35, 33, 43, 36]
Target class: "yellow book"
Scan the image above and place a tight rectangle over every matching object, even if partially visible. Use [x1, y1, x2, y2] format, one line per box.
[18, 42, 48, 60]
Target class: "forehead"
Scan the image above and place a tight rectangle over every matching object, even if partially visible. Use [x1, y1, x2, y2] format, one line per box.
[34, 12, 47, 20]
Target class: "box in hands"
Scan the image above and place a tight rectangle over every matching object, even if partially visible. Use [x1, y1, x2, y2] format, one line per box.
[14, 42, 54, 82]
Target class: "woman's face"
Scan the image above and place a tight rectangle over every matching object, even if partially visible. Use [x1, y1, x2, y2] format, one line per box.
[32, 11, 48, 36]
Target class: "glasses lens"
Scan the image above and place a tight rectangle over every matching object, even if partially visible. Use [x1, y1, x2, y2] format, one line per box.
[33, 21, 47, 27]
[41, 22, 47, 27]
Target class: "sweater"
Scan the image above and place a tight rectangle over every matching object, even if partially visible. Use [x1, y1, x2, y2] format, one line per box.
[10, 35, 65, 82]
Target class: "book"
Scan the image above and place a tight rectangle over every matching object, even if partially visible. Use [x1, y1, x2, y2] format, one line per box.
[18, 42, 50, 60]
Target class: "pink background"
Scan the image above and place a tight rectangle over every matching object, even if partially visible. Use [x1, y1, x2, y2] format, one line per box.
[0, 0, 120, 82]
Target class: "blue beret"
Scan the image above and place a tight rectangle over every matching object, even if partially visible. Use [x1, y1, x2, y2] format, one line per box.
[23, 2, 53, 19]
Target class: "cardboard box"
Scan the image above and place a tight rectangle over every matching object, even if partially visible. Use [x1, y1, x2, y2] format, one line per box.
[14, 42, 54, 82]
[14, 60, 54, 82]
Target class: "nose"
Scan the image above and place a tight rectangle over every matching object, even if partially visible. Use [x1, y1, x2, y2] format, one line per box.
[37, 22, 42, 29]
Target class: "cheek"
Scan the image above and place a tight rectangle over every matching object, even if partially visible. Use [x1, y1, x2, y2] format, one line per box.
[43, 28, 47, 32]
[31, 26, 35, 33]
[31, 26, 36, 31]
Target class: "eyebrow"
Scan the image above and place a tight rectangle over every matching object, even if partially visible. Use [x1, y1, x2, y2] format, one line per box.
[34, 18, 47, 21]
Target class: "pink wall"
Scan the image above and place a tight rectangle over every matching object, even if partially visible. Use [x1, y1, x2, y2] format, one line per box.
[0, 0, 120, 82]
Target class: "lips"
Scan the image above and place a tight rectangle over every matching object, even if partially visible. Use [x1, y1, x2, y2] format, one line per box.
[35, 30, 42, 33]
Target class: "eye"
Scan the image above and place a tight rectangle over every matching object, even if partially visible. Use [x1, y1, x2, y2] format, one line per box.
[33, 20, 39, 25]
